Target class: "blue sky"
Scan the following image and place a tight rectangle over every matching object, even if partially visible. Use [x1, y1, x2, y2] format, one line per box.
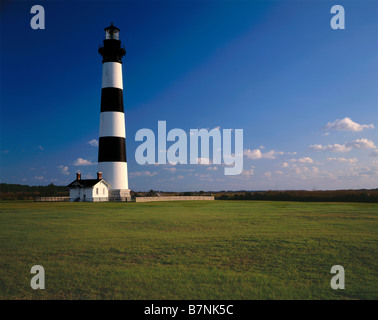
[1, 0, 377, 191]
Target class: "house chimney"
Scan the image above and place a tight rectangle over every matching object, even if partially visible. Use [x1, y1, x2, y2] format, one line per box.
[76, 173, 81, 180]
[97, 172, 102, 180]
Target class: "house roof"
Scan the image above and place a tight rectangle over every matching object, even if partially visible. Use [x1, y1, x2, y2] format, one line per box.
[67, 179, 111, 188]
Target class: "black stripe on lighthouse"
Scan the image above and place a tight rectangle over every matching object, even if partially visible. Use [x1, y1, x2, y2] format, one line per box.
[98, 137, 127, 162]
[100, 88, 124, 112]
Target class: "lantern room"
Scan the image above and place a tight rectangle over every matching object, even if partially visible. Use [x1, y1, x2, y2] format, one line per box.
[105, 23, 120, 40]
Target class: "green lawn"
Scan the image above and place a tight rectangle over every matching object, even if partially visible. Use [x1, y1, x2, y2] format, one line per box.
[0, 200, 377, 299]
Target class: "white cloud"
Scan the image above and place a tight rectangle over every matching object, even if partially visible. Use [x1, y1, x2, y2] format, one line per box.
[194, 173, 211, 178]
[294, 167, 311, 175]
[241, 167, 255, 177]
[58, 165, 70, 175]
[324, 117, 374, 132]
[73, 158, 96, 166]
[244, 149, 284, 160]
[348, 162, 378, 177]
[289, 157, 314, 164]
[207, 166, 218, 171]
[345, 138, 376, 150]
[130, 171, 158, 177]
[263, 150, 284, 159]
[263, 172, 272, 178]
[310, 139, 376, 153]
[162, 167, 177, 173]
[369, 149, 378, 157]
[281, 162, 289, 168]
[327, 157, 358, 163]
[310, 143, 352, 152]
[34, 176, 44, 180]
[197, 157, 212, 164]
[88, 139, 99, 147]
[244, 149, 262, 159]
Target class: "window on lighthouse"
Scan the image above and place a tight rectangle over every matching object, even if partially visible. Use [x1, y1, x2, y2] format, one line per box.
[105, 27, 119, 40]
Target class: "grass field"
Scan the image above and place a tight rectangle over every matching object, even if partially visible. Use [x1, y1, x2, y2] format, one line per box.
[0, 200, 377, 300]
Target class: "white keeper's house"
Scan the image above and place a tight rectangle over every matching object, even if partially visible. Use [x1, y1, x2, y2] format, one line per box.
[67, 172, 110, 202]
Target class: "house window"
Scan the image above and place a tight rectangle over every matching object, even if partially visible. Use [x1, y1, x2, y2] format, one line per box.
[96, 188, 99, 195]
[103, 188, 105, 195]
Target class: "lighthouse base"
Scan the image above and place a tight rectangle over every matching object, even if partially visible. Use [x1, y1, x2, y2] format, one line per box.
[109, 189, 131, 202]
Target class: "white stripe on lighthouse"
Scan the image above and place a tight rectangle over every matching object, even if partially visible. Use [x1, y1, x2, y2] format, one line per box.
[98, 162, 129, 190]
[102, 62, 123, 89]
[99, 112, 126, 138]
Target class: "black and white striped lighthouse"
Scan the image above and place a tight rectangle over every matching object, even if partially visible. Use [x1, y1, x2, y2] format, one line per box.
[98, 23, 130, 201]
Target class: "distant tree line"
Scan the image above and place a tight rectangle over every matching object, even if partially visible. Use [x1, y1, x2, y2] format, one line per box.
[215, 190, 378, 203]
[133, 190, 211, 198]
[0, 183, 68, 200]
[1, 184, 377, 202]
[134, 189, 378, 202]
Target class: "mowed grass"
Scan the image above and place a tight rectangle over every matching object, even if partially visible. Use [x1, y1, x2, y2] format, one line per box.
[0, 200, 377, 300]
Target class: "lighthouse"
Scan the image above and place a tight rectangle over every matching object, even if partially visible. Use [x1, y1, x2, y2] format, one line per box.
[98, 23, 130, 201]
